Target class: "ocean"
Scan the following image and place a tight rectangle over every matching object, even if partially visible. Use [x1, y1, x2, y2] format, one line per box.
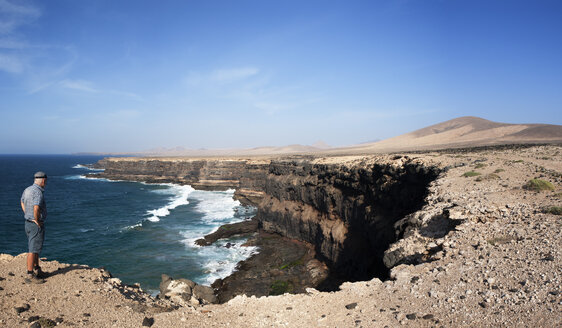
[0, 155, 257, 294]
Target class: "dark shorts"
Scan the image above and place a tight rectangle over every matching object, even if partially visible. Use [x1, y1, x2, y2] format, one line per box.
[25, 220, 45, 254]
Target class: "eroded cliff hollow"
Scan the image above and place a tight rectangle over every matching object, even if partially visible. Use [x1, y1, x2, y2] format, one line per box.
[256, 157, 440, 284]
[92, 155, 440, 284]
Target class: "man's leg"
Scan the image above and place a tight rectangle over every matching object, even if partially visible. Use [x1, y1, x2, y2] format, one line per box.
[33, 253, 39, 269]
[25, 222, 45, 283]
[27, 252, 34, 272]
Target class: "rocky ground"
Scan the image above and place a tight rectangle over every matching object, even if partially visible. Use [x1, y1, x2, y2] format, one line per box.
[1, 145, 561, 327]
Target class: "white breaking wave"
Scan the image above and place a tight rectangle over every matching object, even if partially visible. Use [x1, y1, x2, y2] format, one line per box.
[198, 241, 259, 286]
[177, 188, 258, 285]
[71, 175, 123, 183]
[191, 189, 242, 224]
[122, 222, 142, 230]
[72, 164, 105, 171]
[145, 184, 194, 222]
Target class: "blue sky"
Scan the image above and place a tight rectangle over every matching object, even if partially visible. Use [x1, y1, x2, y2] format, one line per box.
[1, 0, 561, 153]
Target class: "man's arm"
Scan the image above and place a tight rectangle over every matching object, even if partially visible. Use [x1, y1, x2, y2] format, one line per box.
[33, 205, 42, 227]
[21, 201, 25, 213]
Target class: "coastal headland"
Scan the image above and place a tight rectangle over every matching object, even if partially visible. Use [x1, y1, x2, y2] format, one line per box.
[3, 116, 562, 327]
[2, 143, 560, 327]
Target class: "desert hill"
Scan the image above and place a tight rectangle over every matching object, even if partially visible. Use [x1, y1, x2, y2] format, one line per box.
[74, 117, 562, 157]
[339, 116, 562, 153]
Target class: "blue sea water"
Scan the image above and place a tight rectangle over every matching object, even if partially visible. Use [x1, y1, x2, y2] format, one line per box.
[0, 155, 257, 293]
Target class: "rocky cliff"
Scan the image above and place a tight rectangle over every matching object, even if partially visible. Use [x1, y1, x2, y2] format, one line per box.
[92, 155, 441, 283]
[92, 157, 270, 206]
[256, 157, 440, 283]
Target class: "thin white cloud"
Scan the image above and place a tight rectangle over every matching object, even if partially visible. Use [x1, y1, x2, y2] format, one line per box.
[59, 79, 99, 93]
[108, 90, 144, 101]
[0, 0, 40, 16]
[210, 67, 259, 82]
[185, 67, 260, 86]
[184, 67, 321, 115]
[0, 38, 28, 49]
[0, 53, 23, 73]
[0, 0, 41, 35]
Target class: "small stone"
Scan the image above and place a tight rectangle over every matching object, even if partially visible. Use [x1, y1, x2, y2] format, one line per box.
[37, 318, 57, 328]
[406, 313, 417, 320]
[15, 303, 30, 314]
[479, 302, 487, 308]
[83, 313, 91, 317]
[28, 315, 40, 322]
[29, 322, 40, 328]
[142, 317, 155, 327]
[422, 314, 434, 320]
[345, 302, 358, 310]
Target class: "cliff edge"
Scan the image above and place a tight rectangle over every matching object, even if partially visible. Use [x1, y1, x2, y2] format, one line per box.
[2, 145, 561, 327]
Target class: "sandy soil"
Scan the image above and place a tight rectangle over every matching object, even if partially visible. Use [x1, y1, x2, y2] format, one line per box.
[1, 145, 561, 327]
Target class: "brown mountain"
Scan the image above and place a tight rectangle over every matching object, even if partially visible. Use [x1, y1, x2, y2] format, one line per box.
[341, 116, 562, 153]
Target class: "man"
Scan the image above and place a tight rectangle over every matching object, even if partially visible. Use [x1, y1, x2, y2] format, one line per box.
[21, 171, 48, 284]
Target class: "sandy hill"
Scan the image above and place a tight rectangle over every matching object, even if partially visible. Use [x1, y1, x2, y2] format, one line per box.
[75, 117, 561, 157]
[340, 116, 562, 153]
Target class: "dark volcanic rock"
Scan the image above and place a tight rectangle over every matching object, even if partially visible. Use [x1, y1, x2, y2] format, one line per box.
[257, 159, 440, 283]
[14, 303, 30, 314]
[28, 315, 40, 322]
[142, 317, 155, 327]
[345, 302, 358, 310]
[90, 158, 270, 206]
[212, 231, 328, 303]
[195, 218, 259, 246]
[93, 156, 440, 290]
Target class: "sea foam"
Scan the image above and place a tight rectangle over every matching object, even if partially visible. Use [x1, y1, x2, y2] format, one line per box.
[145, 184, 194, 222]
[178, 188, 258, 285]
[192, 189, 242, 224]
[72, 164, 105, 171]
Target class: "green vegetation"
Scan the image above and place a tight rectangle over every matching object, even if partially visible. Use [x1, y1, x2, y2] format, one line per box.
[280, 257, 304, 270]
[541, 157, 551, 160]
[493, 168, 505, 173]
[555, 192, 562, 199]
[474, 163, 487, 169]
[544, 206, 562, 215]
[523, 179, 555, 191]
[462, 171, 481, 178]
[512, 159, 524, 163]
[269, 280, 293, 296]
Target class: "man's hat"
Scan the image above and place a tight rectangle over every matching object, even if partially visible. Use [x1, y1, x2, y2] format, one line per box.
[34, 171, 47, 179]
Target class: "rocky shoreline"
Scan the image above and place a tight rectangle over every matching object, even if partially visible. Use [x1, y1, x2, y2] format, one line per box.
[193, 217, 330, 303]
[2, 144, 560, 327]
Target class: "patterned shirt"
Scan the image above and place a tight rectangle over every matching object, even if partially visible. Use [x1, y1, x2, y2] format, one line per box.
[21, 183, 47, 222]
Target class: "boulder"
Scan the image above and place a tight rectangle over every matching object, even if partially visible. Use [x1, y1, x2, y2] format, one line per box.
[158, 275, 217, 306]
[193, 285, 217, 304]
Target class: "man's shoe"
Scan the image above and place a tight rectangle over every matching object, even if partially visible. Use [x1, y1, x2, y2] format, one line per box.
[25, 273, 45, 284]
[34, 266, 47, 279]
